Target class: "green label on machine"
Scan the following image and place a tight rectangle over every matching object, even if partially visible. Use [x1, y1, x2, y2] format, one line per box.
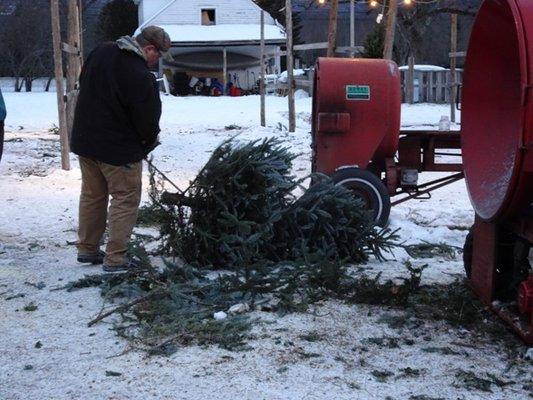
[346, 85, 370, 100]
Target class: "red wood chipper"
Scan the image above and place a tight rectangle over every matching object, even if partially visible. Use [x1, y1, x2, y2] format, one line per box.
[312, 58, 463, 227]
[311, 0, 533, 343]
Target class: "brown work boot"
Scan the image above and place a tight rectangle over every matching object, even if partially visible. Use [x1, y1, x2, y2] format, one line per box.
[77, 250, 106, 265]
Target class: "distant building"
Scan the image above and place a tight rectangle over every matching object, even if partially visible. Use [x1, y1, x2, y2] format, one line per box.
[136, 0, 286, 95]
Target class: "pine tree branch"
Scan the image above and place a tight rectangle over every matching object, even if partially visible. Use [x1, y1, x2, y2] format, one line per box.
[88, 289, 163, 327]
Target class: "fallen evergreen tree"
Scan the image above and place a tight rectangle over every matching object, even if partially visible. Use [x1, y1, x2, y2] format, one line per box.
[69, 138, 399, 353]
[157, 137, 394, 269]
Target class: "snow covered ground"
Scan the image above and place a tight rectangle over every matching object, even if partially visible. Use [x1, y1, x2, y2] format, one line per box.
[0, 92, 531, 400]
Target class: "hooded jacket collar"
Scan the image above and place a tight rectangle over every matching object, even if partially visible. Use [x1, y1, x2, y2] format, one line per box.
[116, 36, 147, 62]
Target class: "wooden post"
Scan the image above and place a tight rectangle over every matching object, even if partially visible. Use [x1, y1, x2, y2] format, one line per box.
[436, 71, 444, 103]
[66, 0, 81, 93]
[260, 10, 266, 127]
[223, 47, 227, 95]
[327, 0, 339, 57]
[51, 0, 70, 170]
[450, 13, 458, 122]
[78, 0, 83, 60]
[66, 0, 82, 141]
[428, 71, 435, 103]
[286, 0, 295, 132]
[382, 0, 398, 60]
[350, 0, 355, 57]
[407, 55, 414, 104]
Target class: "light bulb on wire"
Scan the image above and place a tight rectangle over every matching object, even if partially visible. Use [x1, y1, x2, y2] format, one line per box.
[370, 0, 378, 7]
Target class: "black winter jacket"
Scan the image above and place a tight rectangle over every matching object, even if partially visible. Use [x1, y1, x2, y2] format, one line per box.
[71, 42, 161, 166]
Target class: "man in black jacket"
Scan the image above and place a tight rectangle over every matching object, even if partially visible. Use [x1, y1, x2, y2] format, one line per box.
[71, 26, 171, 272]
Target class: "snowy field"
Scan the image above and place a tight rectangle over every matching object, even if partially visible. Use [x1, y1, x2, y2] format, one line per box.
[0, 92, 531, 399]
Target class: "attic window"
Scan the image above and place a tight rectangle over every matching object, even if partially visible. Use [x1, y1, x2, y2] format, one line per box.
[201, 9, 216, 25]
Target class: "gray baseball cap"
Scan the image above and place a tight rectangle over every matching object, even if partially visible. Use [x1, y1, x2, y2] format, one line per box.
[139, 26, 173, 61]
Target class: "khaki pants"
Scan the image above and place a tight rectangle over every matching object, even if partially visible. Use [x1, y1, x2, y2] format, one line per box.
[77, 156, 142, 266]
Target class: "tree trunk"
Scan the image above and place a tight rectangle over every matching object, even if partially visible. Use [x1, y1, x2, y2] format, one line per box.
[15, 77, 22, 92]
[383, 0, 398, 60]
[24, 77, 32, 92]
[45, 77, 54, 92]
[327, 0, 339, 57]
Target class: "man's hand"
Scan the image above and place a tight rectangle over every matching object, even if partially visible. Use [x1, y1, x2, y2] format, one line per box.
[143, 136, 160, 156]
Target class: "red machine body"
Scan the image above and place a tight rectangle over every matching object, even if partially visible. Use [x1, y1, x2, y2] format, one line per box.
[462, 0, 533, 343]
[310, 0, 533, 343]
[462, 0, 533, 222]
[312, 58, 463, 226]
[312, 58, 401, 175]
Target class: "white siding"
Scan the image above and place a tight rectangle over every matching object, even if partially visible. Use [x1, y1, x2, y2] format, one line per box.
[139, 0, 277, 27]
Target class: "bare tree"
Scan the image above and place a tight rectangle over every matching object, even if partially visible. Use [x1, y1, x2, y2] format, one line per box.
[284, 0, 480, 66]
[394, 0, 480, 64]
[0, 0, 53, 91]
[95, 0, 138, 42]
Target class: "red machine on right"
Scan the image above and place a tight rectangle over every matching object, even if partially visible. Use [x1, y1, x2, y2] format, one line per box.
[461, 0, 533, 342]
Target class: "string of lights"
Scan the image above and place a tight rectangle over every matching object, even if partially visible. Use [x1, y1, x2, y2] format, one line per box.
[314, 0, 445, 23]
[315, 0, 444, 7]
[315, 0, 402, 6]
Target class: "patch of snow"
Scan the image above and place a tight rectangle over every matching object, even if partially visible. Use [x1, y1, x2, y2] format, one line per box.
[278, 69, 306, 83]
[0, 92, 530, 400]
[294, 89, 309, 99]
[214, 311, 228, 320]
[399, 64, 447, 72]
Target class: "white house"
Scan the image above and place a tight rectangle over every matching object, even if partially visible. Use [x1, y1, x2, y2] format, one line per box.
[135, 0, 286, 95]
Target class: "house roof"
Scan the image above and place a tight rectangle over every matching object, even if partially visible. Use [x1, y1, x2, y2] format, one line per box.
[167, 51, 260, 71]
[135, 24, 286, 45]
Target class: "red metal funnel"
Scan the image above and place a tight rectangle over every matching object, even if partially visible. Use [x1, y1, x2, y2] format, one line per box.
[462, 0, 533, 221]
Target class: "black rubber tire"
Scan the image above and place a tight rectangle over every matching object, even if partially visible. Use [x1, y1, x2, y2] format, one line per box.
[331, 167, 391, 227]
[463, 228, 473, 279]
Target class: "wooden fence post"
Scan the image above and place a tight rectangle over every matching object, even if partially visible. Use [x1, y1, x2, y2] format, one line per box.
[407, 55, 414, 104]
[286, 0, 295, 132]
[51, 0, 70, 171]
[66, 0, 81, 93]
[66, 0, 82, 142]
[223, 48, 227, 95]
[450, 13, 458, 122]
[260, 10, 266, 127]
